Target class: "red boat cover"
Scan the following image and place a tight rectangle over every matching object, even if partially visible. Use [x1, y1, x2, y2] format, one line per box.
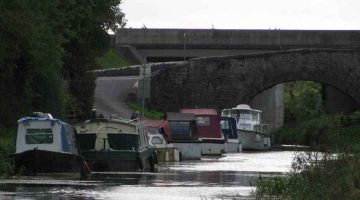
[179, 109, 222, 139]
[144, 119, 172, 141]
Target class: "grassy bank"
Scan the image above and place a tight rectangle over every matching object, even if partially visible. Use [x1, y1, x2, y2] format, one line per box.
[127, 103, 163, 120]
[95, 48, 131, 69]
[253, 112, 360, 199]
[0, 129, 16, 178]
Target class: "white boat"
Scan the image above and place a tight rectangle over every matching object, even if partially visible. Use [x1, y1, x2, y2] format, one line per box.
[165, 112, 202, 160]
[145, 120, 180, 162]
[221, 104, 271, 150]
[179, 109, 225, 156]
[12, 114, 90, 177]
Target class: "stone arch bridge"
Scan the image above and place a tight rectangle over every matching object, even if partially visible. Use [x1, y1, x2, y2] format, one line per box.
[149, 48, 360, 113]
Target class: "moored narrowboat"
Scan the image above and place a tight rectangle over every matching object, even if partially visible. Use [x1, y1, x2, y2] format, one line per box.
[75, 117, 156, 172]
[12, 114, 90, 177]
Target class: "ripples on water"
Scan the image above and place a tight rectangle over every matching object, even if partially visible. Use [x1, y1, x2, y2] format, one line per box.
[0, 151, 296, 200]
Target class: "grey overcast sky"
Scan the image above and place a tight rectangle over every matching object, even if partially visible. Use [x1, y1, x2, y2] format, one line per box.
[122, 0, 360, 30]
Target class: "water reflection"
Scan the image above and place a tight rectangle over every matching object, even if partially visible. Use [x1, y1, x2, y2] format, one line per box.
[0, 151, 296, 200]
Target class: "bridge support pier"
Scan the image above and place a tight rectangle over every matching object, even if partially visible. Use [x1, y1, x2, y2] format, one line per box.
[250, 84, 284, 130]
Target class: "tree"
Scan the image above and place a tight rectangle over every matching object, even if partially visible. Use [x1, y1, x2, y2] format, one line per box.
[0, 0, 127, 127]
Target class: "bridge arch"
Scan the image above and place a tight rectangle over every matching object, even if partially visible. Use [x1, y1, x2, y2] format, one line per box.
[149, 48, 360, 112]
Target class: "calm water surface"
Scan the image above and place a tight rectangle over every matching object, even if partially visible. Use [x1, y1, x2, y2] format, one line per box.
[0, 151, 296, 200]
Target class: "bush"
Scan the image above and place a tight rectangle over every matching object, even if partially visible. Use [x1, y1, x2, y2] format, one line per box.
[0, 129, 16, 178]
[252, 152, 360, 200]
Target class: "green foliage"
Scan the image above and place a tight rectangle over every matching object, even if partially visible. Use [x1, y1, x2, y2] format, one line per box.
[0, 129, 16, 178]
[256, 112, 360, 199]
[273, 113, 360, 152]
[0, 0, 127, 126]
[128, 103, 163, 120]
[253, 152, 360, 200]
[284, 81, 322, 123]
[95, 48, 131, 69]
[273, 115, 333, 146]
[0, 0, 65, 126]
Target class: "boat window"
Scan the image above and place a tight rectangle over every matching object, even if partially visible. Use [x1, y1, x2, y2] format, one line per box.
[220, 120, 230, 129]
[196, 116, 210, 126]
[151, 136, 163, 145]
[78, 134, 97, 150]
[169, 121, 191, 135]
[252, 112, 260, 121]
[230, 110, 238, 119]
[239, 111, 252, 119]
[25, 128, 53, 144]
[108, 133, 139, 150]
[238, 124, 252, 131]
[221, 110, 230, 117]
[147, 127, 161, 134]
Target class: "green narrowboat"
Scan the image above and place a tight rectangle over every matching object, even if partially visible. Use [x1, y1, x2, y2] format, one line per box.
[75, 118, 156, 172]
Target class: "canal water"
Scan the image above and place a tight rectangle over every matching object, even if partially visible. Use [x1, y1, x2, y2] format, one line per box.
[0, 151, 296, 200]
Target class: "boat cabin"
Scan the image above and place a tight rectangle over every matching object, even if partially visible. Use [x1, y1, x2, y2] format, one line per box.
[220, 117, 238, 140]
[16, 117, 80, 156]
[221, 104, 268, 134]
[76, 118, 149, 152]
[179, 109, 223, 139]
[166, 112, 197, 141]
[13, 116, 88, 176]
[75, 118, 155, 171]
[145, 120, 170, 147]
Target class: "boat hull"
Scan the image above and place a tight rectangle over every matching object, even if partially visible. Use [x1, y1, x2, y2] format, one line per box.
[81, 148, 155, 172]
[13, 149, 85, 176]
[154, 147, 180, 162]
[200, 138, 225, 156]
[238, 130, 271, 150]
[172, 141, 202, 160]
[224, 139, 242, 153]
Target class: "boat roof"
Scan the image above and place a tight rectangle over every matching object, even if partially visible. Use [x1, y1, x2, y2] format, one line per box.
[145, 119, 168, 128]
[222, 104, 262, 113]
[17, 117, 63, 123]
[167, 112, 196, 121]
[179, 109, 218, 116]
[84, 118, 143, 125]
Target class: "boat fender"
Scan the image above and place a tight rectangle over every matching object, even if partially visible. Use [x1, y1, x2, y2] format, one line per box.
[255, 134, 261, 142]
[81, 160, 92, 179]
[179, 152, 182, 162]
[136, 153, 143, 171]
[152, 151, 158, 164]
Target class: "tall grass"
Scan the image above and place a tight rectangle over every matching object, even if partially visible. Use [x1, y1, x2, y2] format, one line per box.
[95, 48, 131, 69]
[0, 129, 16, 178]
[252, 152, 360, 200]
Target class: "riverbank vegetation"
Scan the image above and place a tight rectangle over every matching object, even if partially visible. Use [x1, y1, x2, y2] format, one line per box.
[253, 81, 360, 199]
[0, 0, 126, 128]
[96, 48, 131, 69]
[0, 129, 16, 178]
[128, 103, 163, 120]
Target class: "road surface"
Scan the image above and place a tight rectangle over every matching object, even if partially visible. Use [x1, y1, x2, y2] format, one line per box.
[94, 76, 139, 118]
